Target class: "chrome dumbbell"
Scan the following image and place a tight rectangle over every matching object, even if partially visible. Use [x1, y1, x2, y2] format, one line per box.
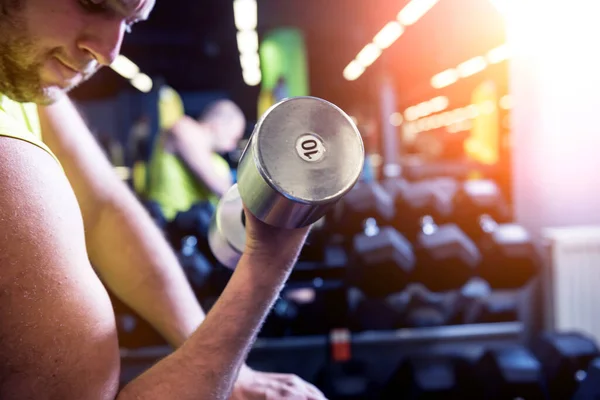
[208, 96, 365, 269]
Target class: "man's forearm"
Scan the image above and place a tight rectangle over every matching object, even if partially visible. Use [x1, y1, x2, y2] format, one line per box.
[169, 118, 232, 197]
[176, 145, 232, 197]
[117, 252, 293, 400]
[88, 181, 204, 347]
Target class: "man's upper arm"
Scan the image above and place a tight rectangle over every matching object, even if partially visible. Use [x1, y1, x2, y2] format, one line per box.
[37, 98, 125, 233]
[0, 137, 120, 399]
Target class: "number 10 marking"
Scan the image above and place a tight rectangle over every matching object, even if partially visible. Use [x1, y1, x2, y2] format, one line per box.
[296, 134, 325, 162]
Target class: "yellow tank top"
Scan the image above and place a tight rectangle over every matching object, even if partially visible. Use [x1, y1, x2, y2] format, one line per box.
[0, 94, 59, 163]
[146, 85, 231, 221]
[147, 139, 231, 221]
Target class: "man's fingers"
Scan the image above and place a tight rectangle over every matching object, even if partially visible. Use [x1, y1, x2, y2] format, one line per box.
[279, 374, 327, 399]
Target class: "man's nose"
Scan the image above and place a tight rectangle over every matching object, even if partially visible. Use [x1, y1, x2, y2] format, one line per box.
[77, 18, 125, 66]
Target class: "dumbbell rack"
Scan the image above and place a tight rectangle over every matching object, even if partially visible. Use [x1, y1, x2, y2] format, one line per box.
[119, 278, 543, 390]
[119, 322, 524, 387]
[248, 321, 523, 386]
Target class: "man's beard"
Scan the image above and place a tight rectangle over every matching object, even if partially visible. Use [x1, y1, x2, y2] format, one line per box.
[0, 34, 49, 104]
[0, 1, 51, 104]
[0, 1, 94, 105]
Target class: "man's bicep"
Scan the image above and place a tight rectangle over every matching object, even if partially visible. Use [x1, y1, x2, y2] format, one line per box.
[0, 137, 120, 399]
[38, 98, 123, 232]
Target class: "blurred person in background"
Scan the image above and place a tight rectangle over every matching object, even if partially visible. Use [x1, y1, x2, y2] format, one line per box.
[147, 85, 244, 221]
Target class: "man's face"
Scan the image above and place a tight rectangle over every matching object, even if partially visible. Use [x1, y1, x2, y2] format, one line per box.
[0, 0, 154, 104]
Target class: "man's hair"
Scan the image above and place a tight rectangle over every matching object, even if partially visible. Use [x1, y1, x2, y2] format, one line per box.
[198, 99, 245, 124]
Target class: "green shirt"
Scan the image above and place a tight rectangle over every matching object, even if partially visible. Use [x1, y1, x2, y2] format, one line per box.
[0, 94, 59, 164]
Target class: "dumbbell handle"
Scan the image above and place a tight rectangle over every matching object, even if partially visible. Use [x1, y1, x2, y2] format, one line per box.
[420, 215, 439, 235]
[362, 218, 380, 237]
[478, 214, 498, 233]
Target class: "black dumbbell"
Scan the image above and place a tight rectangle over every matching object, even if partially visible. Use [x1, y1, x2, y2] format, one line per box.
[473, 346, 548, 399]
[382, 354, 473, 399]
[349, 218, 416, 298]
[531, 332, 600, 400]
[141, 199, 167, 230]
[258, 297, 299, 338]
[383, 178, 457, 241]
[287, 283, 349, 336]
[168, 201, 215, 246]
[400, 285, 453, 329]
[477, 215, 541, 289]
[451, 179, 511, 236]
[347, 288, 407, 332]
[297, 217, 330, 263]
[111, 295, 166, 349]
[573, 358, 600, 400]
[463, 292, 520, 324]
[414, 216, 482, 292]
[315, 360, 374, 400]
[178, 236, 213, 291]
[444, 278, 492, 325]
[334, 181, 395, 238]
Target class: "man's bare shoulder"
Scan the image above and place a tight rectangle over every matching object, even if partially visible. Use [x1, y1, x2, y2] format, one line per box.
[0, 137, 120, 399]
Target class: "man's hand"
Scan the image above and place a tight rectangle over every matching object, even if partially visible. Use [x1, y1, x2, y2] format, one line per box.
[242, 205, 311, 266]
[232, 365, 327, 400]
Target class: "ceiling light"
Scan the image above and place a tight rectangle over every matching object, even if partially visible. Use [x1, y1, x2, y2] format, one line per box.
[343, 61, 365, 81]
[130, 73, 153, 93]
[431, 69, 459, 89]
[398, 0, 440, 26]
[374, 22, 404, 49]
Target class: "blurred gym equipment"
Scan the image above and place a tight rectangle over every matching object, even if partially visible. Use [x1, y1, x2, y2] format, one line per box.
[382, 354, 473, 399]
[532, 332, 600, 400]
[177, 236, 213, 291]
[573, 358, 600, 400]
[316, 360, 374, 400]
[476, 214, 541, 289]
[384, 178, 457, 241]
[463, 292, 520, 325]
[347, 288, 406, 332]
[349, 218, 416, 298]
[169, 201, 215, 245]
[334, 181, 395, 240]
[414, 216, 481, 292]
[451, 179, 511, 237]
[474, 346, 547, 399]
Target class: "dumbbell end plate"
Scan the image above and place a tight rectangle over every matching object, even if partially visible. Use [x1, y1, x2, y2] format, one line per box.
[208, 184, 246, 269]
[251, 96, 364, 204]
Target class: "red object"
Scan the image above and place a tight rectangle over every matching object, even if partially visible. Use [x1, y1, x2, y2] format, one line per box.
[330, 328, 351, 362]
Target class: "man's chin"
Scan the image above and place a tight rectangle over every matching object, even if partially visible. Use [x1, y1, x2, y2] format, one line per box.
[35, 86, 68, 105]
[37, 79, 84, 105]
